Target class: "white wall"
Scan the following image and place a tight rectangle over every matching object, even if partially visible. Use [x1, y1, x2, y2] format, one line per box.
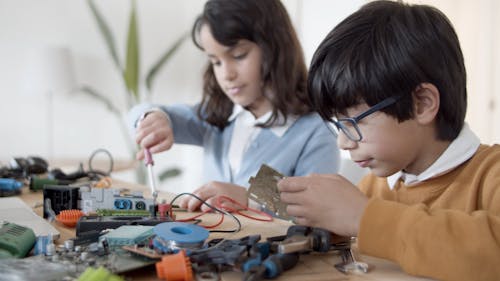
[0, 0, 208, 192]
[1, 0, 497, 193]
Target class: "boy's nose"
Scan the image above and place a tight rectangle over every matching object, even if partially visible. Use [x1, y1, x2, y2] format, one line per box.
[337, 132, 357, 150]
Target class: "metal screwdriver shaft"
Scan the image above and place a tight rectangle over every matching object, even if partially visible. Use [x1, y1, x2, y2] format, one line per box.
[144, 148, 158, 217]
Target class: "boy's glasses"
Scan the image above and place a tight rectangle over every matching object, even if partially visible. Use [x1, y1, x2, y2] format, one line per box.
[329, 95, 402, 142]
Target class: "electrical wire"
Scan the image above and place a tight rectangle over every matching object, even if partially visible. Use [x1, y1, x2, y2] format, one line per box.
[215, 196, 273, 222]
[88, 148, 114, 176]
[169, 192, 242, 233]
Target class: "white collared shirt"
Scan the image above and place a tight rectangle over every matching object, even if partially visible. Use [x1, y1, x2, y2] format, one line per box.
[386, 124, 481, 189]
[228, 105, 295, 176]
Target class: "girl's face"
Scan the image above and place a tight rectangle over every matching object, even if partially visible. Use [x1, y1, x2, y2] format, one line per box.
[199, 24, 272, 118]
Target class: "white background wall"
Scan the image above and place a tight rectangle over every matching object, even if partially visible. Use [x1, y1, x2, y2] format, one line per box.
[1, 0, 498, 193]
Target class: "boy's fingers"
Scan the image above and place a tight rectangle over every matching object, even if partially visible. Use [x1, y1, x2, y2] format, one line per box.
[279, 190, 305, 205]
[284, 203, 305, 217]
[277, 176, 310, 192]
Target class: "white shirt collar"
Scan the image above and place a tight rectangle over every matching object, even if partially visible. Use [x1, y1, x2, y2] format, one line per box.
[228, 105, 295, 137]
[387, 124, 481, 189]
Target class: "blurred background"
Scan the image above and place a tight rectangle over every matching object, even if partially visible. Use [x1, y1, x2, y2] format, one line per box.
[1, 0, 498, 194]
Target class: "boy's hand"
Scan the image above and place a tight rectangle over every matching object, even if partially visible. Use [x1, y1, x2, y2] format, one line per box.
[278, 174, 368, 237]
[178, 181, 248, 212]
[135, 111, 174, 160]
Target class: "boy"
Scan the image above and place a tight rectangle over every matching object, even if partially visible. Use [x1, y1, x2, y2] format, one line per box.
[277, 1, 500, 280]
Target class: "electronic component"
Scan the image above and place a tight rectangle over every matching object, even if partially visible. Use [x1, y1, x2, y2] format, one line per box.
[76, 215, 171, 237]
[80, 187, 153, 214]
[23, 238, 157, 277]
[0, 222, 36, 258]
[43, 185, 80, 218]
[100, 225, 154, 248]
[95, 209, 151, 217]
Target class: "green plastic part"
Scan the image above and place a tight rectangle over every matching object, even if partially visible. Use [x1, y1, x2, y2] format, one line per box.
[0, 222, 36, 258]
[77, 266, 125, 281]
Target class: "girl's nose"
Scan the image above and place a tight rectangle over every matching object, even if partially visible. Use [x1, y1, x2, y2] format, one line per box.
[222, 64, 237, 81]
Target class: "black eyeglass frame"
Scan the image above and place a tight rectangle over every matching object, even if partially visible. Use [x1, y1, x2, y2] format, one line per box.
[329, 95, 402, 142]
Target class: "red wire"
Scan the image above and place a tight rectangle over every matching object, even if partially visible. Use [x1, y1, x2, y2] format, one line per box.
[174, 209, 226, 228]
[172, 195, 273, 230]
[215, 195, 273, 222]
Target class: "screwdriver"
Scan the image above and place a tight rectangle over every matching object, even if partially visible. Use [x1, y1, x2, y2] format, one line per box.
[244, 253, 300, 280]
[144, 148, 158, 217]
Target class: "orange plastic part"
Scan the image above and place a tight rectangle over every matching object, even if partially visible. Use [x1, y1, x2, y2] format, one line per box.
[55, 209, 85, 227]
[156, 250, 193, 281]
[94, 177, 112, 188]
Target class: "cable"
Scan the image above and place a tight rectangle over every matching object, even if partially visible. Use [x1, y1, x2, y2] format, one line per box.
[88, 148, 114, 176]
[169, 193, 241, 233]
[215, 196, 273, 222]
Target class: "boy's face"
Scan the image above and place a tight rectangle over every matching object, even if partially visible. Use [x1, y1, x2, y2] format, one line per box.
[337, 103, 424, 177]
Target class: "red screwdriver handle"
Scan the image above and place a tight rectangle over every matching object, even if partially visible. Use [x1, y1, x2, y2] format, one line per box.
[144, 148, 154, 166]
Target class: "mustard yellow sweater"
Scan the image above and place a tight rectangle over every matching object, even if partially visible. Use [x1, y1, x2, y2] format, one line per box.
[357, 144, 500, 281]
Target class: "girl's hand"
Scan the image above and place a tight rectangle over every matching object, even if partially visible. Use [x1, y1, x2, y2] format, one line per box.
[278, 174, 368, 237]
[178, 181, 248, 212]
[135, 111, 174, 160]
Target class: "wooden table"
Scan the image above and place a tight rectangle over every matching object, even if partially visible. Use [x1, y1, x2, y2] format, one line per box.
[19, 181, 433, 281]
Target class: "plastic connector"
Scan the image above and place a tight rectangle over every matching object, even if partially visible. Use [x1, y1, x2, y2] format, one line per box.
[156, 250, 193, 281]
[55, 209, 85, 227]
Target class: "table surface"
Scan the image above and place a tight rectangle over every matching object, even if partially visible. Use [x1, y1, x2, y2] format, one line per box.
[19, 180, 433, 281]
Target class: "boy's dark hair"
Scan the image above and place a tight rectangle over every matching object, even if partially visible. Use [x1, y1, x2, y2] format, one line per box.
[192, 0, 310, 129]
[308, 0, 467, 141]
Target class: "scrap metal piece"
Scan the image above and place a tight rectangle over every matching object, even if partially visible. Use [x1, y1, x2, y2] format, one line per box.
[247, 164, 290, 220]
[335, 247, 370, 274]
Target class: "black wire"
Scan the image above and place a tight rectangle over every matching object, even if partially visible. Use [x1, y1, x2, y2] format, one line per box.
[169, 192, 242, 233]
[88, 148, 114, 176]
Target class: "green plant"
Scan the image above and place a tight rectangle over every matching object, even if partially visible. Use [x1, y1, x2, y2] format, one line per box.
[81, 0, 186, 182]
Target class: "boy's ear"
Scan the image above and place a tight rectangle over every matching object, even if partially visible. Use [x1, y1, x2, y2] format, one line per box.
[412, 83, 440, 125]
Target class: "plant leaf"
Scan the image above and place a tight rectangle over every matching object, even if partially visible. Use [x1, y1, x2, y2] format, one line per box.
[78, 85, 121, 115]
[158, 168, 182, 182]
[145, 32, 188, 94]
[87, 0, 122, 71]
[123, 0, 140, 101]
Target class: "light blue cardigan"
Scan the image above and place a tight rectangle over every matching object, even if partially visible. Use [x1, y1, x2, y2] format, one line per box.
[129, 104, 340, 188]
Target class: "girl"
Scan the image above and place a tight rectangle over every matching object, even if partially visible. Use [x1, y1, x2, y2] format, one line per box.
[129, 0, 340, 211]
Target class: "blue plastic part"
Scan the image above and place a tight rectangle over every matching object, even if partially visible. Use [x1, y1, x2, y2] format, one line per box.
[264, 258, 280, 278]
[242, 242, 271, 272]
[114, 199, 132, 210]
[263, 253, 300, 278]
[34, 235, 50, 255]
[256, 242, 270, 258]
[0, 179, 23, 191]
[153, 222, 209, 244]
[242, 257, 261, 272]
